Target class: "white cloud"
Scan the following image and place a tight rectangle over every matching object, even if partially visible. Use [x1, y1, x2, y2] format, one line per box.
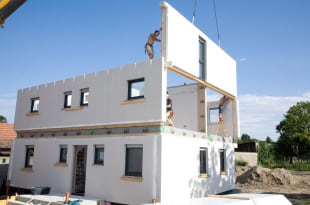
[238, 93, 309, 141]
[238, 57, 247, 62]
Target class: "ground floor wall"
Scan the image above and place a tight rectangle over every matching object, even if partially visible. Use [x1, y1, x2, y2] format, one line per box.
[8, 131, 235, 205]
[9, 135, 160, 204]
[159, 133, 235, 204]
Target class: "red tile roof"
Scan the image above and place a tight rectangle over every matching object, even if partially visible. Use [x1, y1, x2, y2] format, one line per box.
[0, 123, 16, 140]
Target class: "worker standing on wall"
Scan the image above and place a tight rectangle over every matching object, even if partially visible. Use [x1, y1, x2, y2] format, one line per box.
[166, 91, 174, 126]
[145, 27, 162, 59]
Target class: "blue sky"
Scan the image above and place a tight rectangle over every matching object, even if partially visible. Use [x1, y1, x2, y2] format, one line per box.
[1, 0, 309, 141]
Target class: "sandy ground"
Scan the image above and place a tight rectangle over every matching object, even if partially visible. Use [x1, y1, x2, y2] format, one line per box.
[235, 166, 310, 205]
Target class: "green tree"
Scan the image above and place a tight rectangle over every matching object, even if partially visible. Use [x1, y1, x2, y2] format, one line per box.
[266, 136, 273, 143]
[257, 141, 274, 166]
[240, 133, 251, 143]
[0, 115, 7, 123]
[276, 101, 310, 163]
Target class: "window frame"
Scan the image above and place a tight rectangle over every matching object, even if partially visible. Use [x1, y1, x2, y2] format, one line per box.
[209, 107, 220, 124]
[199, 147, 208, 174]
[128, 78, 145, 100]
[219, 149, 226, 172]
[59, 145, 67, 163]
[199, 37, 206, 81]
[64, 91, 72, 108]
[30, 97, 40, 113]
[94, 144, 104, 165]
[125, 144, 143, 177]
[25, 145, 34, 168]
[80, 88, 89, 106]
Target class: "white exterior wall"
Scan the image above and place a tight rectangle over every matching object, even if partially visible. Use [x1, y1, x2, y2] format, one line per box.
[9, 132, 235, 205]
[162, 2, 237, 97]
[14, 59, 165, 131]
[160, 133, 235, 204]
[9, 135, 161, 205]
[168, 84, 198, 130]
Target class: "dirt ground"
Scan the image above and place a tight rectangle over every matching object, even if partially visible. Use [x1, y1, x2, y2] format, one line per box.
[235, 166, 310, 205]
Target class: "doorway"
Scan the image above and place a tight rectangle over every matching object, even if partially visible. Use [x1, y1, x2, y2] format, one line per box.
[72, 145, 87, 195]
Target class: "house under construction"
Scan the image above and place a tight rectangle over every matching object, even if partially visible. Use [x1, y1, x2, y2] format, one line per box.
[9, 2, 241, 205]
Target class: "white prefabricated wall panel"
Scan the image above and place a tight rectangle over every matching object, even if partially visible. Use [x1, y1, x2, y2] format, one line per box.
[9, 134, 235, 204]
[9, 135, 162, 205]
[14, 59, 165, 131]
[160, 134, 235, 204]
[168, 84, 198, 130]
[162, 2, 237, 96]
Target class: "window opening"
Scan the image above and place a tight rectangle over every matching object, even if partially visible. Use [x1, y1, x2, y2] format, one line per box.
[200, 147, 208, 174]
[80, 88, 89, 106]
[30, 97, 40, 112]
[128, 78, 145, 100]
[219, 149, 225, 172]
[25, 145, 34, 168]
[209, 107, 220, 123]
[59, 145, 67, 163]
[199, 37, 206, 81]
[94, 145, 104, 165]
[64, 91, 72, 108]
[125, 144, 143, 177]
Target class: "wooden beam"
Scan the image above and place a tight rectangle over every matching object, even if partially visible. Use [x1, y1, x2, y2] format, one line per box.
[167, 65, 236, 100]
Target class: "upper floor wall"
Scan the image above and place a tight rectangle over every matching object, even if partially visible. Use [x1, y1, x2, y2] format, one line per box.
[161, 1, 237, 97]
[14, 59, 166, 131]
[14, 2, 238, 137]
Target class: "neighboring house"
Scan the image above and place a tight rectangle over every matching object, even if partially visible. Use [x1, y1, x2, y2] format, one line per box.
[0, 123, 16, 164]
[8, 2, 239, 205]
[0, 123, 16, 194]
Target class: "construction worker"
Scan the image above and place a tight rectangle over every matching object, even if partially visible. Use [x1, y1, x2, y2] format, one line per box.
[219, 95, 229, 122]
[145, 28, 162, 59]
[166, 91, 174, 126]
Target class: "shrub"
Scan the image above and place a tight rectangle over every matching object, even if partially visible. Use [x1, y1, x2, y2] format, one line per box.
[235, 159, 248, 166]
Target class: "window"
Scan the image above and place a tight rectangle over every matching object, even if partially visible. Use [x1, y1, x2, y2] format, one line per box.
[25, 145, 34, 168]
[128, 78, 144, 100]
[94, 145, 104, 165]
[64, 91, 72, 108]
[200, 147, 208, 174]
[125, 144, 143, 177]
[209, 107, 220, 123]
[2, 158, 6, 163]
[219, 149, 226, 172]
[59, 145, 67, 163]
[30, 97, 40, 112]
[199, 38, 206, 81]
[80, 88, 89, 106]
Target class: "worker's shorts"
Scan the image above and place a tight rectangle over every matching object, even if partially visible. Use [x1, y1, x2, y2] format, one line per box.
[145, 44, 153, 56]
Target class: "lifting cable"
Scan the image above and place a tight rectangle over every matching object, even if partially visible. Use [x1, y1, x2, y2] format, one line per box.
[191, 0, 197, 24]
[192, 0, 221, 47]
[212, 0, 221, 47]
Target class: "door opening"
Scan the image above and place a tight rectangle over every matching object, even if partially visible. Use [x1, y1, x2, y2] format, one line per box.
[72, 145, 87, 195]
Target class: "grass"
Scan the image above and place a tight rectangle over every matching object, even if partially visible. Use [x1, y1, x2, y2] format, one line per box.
[262, 161, 310, 171]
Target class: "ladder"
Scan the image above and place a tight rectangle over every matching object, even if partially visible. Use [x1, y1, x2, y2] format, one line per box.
[215, 120, 229, 137]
